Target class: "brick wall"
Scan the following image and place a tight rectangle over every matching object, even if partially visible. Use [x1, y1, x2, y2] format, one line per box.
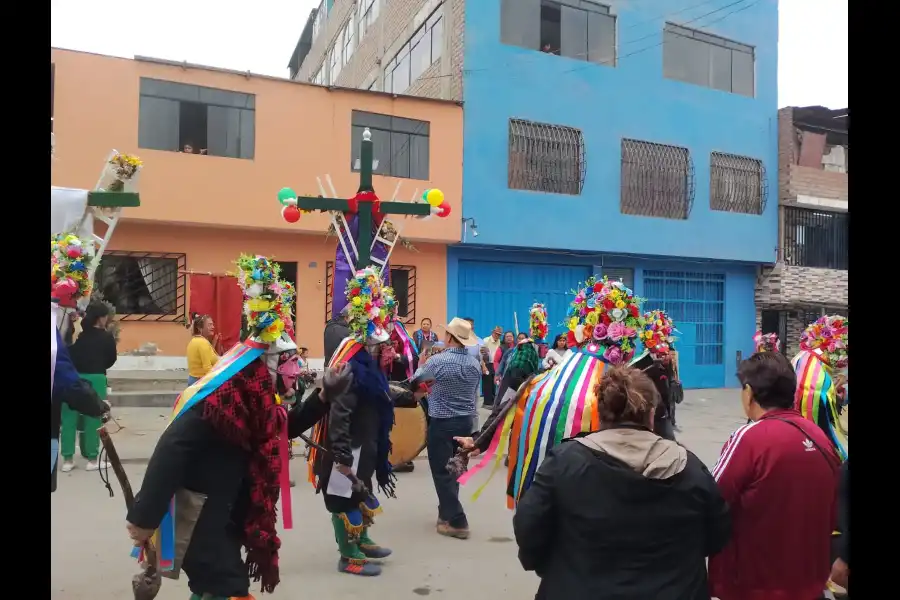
[755, 264, 848, 307]
[296, 0, 464, 102]
[778, 107, 848, 204]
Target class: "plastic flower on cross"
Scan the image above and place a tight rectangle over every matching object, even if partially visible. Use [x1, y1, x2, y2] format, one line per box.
[565, 275, 644, 365]
[529, 303, 548, 342]
[753, 331, 781, 354]
[799, 315, 848, 369]
[51, 233, 94, 307]
[641, 310, 677, 357]
[345, 266, 397, 343]
[235, 254, 291, 343]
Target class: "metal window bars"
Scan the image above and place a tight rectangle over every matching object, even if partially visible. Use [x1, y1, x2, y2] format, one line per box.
[710, 151, 768, 215]
[783, 207, 848, 270]
[508, 119, 586, 196]
[620, 139, 694, 220]
[94, 252, 187, 321]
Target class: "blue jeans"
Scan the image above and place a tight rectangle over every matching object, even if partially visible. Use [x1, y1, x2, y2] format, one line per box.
[187, 375, 200, 385]
[427, 415, 477, 529]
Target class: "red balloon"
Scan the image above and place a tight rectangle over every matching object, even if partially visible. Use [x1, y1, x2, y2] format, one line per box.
[282, 205, 301, 223]
[437, 202, 451, 218]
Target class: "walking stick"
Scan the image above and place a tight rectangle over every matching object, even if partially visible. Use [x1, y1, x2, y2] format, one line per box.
[97, 414, 162, 600]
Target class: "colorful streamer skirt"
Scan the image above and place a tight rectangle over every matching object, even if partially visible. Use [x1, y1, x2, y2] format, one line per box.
[792, 349, 848, 461]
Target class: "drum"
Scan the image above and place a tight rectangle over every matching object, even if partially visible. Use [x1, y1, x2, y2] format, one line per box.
[389, 404, 427, 466]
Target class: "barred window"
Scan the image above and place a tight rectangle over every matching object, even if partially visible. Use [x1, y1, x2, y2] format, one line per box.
[95, 252, 186, 321]
[620, 139, 694, 220]
[709, 152, 767, 215]
[508, 119, 586, 196]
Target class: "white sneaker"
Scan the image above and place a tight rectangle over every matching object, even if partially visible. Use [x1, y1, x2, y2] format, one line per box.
[61, 460, 75, 473]
[85, 460, 109, 471]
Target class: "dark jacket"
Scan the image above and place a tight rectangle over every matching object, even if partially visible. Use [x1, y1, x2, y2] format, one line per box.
[836, 458, 849, 565]
[69, 326, 118, 375]
[128, 378, 327, 597]
[513, 425, 731, 600]
[323, 317, 350, 365]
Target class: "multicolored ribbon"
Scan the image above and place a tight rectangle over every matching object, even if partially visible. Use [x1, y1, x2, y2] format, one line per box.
[793, 349, 848, 461]
[392, 319, 416, 380]
[506, 350, 605, 508]
[133, 340, 268, 572]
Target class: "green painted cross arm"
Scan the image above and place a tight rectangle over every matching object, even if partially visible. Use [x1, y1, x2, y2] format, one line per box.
[87, 191, 141, 208]
[294, 196, 350, 212]
[379, 201, 432, 216]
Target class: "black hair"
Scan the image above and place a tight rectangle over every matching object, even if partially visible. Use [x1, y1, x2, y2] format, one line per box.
[421, 317, 432, 325]
[553, 333, 567, 349]
[462, 317, 474, 325]
[736, 351, 797, 410]
[82, 300, 110, 330]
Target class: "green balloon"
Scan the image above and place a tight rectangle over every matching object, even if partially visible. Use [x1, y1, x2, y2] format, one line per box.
[422, 189, 430, 202]
[277, 187, 297, 205]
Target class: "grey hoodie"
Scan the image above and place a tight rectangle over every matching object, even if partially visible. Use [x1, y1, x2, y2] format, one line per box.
[576, 426, 687, 480]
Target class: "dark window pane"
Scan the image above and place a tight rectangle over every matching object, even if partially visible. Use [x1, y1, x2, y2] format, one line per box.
[207, 106, 241, 158]
[350, 125, 364, 170]
[390, 268, 410, 317]
[391, 116, 429, 135]
[371, 128, 391, 174]
[138, 96, 181, 151]
[560, 5, 588, 60]
[540, 1, 561, 51]
[352, 110, 392, 129]
[502, 0, 542, 50]
[663, 31, 709, 86]
[709, 44, 733, 92]
[141, 78, 201, 103]
[587, 12, 615, 65]
[391, 132, 411, 178]
[409, 135, 430, 180]
[239, 109, 255, 159]
[731, 49, 755, 97]
[431, 16, 443, 61]
[411, 35, 430, 81]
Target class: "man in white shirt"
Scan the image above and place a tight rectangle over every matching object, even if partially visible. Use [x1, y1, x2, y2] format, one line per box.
[461, 318, 490, 405]
[481, 326, 503, 407]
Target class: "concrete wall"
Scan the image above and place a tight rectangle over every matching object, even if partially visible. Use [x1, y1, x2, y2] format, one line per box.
[295, 0, 465, 101]
[460, 0, 779, 263]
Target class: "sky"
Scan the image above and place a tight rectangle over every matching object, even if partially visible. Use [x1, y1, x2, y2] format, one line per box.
[50, 0, 847, 109]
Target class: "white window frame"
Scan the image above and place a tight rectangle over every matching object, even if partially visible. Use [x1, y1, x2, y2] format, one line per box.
[359, 0, 380, 41]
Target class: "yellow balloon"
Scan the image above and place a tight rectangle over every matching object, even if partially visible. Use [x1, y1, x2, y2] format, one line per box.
[426, 188, 444, 207]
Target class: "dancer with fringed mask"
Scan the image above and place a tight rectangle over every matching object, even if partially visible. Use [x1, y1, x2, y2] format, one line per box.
[125, 255, 319, 600]
[304, 266, 417, 577]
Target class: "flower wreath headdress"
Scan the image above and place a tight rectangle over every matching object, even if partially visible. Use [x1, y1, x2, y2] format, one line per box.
[799, 315, 848, 369]
[345, 266, 398, 344]
[565, 276, 644, 365]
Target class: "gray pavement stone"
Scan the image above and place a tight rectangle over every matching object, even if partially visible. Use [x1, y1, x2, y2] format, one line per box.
[51, 389, 746, 599]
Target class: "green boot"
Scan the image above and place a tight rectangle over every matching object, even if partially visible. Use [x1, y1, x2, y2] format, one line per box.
[331, 513, 381, 576]
[359, 527, 393, 560]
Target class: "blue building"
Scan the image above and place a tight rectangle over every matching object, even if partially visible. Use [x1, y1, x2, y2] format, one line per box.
[449, 0, 778, 388]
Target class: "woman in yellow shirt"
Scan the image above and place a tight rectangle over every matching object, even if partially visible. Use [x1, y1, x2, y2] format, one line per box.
[186, 313, 219, 385]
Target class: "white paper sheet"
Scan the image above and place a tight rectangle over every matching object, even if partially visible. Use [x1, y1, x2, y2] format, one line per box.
[326, 446, 362, 498]
[50, 186, 92, 238]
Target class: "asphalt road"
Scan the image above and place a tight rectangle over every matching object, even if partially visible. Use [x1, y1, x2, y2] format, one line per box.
[51, 389, 747, 600]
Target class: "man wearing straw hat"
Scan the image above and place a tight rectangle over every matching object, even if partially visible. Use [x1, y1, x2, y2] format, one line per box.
[415, 317, 482, 540]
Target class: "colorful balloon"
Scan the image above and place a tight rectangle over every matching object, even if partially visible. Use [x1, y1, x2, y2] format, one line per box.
[422, 189, 431, 202]
[277, 187, 297, 206]
[437, 201, 451, 218]
[282, 205, 301, 223]
[426, 188, 444, 207]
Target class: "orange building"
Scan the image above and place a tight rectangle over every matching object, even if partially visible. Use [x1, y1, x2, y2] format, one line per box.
[51, 48, 463, 359]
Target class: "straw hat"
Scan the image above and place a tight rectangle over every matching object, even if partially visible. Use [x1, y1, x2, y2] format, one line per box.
[443, 317, 479, 347]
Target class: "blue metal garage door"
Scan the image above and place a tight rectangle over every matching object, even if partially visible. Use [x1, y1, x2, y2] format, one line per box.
[457, 261, 591, 342]
[643, 270, 725, 389]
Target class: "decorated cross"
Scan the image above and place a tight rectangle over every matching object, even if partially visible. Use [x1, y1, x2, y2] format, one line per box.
[276, 128, 451, 270]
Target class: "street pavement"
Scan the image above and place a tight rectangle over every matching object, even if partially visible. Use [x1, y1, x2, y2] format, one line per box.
[51, 389, 747, 600]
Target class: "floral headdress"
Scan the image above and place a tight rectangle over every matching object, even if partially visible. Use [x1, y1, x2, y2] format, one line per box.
[566, 276, 644, 365]
[753, 331, 781, 353]
[235, 254, 292, 344]
[799, 315, 848, 369]
[529, 303, 548, 342]
[345, 266, 397, 344]
[51, 233, 94, 307]
[641, 310, 676, 357]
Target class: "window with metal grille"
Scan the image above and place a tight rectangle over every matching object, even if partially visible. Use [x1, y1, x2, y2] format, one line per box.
[783, 207, 848, 270]
[620, 139, 694, 219]
[600, 267, 634, 290]
[710, 152, 767, 215]
[95, 252, 186, 321]
[508, 118, 586, 195]
[663, 23, 755, 97]
[325, 262, 416, 325]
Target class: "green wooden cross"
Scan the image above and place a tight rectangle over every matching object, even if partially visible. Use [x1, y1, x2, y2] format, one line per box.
[87, 191, 140, 207]
[292, 128, 431, 270]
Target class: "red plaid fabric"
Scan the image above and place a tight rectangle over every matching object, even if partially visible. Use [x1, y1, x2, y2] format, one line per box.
[202, 359, 285, 593]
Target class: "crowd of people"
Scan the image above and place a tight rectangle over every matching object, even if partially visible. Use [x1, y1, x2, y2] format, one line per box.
[51, 260, 849, 600]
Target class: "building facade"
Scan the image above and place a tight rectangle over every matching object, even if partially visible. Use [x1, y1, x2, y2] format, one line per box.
[51, 48, 463, 358]
[755, 106, 848, 356]
[288, 0, 780, 388]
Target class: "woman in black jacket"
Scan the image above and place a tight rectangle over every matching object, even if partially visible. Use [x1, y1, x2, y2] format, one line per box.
[512, 365, 731, 600]
[60, 301, 118, 472]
